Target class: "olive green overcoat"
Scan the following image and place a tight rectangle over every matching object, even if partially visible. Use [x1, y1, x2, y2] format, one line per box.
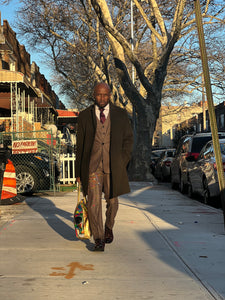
[75, 103, 133, 198]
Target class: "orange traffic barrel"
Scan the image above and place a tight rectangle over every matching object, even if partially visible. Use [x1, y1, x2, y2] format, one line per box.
[1, 159, 17, 200]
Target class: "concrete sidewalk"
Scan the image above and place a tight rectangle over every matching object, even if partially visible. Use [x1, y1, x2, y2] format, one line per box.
[0, 182, 225, 299]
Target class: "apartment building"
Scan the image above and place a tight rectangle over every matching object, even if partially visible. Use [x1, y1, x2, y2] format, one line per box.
[0, 16, 62, 135]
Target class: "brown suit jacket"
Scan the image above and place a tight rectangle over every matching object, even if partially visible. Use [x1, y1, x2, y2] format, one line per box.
[75, 102, 133, 197]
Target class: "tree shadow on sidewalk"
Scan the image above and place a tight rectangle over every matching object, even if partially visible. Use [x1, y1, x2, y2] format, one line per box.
[117, 182, 225, 298]
[25, 196, 76, 241]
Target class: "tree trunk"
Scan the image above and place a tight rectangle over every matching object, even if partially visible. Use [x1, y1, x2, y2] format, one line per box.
[128, 109, 156, 181]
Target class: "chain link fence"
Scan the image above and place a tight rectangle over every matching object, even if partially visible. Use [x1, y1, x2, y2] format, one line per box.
[0, 130, 61, 195]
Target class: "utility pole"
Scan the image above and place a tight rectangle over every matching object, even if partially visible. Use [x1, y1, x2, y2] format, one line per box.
[202, 74, 206, 131]
[131, 0, 135, 84]
[131, 0, 136, 145]
[194, 0, 225, 228]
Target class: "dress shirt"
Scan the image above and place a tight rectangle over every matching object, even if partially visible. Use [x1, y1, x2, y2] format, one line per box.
[95, 104, 109, 121]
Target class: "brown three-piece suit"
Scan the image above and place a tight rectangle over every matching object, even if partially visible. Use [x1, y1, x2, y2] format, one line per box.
[75, 102, 133, 241]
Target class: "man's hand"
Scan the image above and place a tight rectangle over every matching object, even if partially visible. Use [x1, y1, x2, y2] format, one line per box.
[76, 177, 81, 184]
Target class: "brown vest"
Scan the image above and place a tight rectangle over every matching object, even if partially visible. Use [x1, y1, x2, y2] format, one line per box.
[89, 113, 111, 174]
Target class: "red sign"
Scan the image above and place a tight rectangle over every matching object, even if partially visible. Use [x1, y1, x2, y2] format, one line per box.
[12, 140, 38, 154]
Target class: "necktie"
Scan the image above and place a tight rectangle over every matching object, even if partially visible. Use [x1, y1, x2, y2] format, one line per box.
[99, 108, 106, 124]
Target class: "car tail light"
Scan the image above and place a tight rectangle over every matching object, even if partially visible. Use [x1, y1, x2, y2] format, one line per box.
[164, 160, 172, 167]
[186, 152, 199, 160]
[213, 162, 225, 172]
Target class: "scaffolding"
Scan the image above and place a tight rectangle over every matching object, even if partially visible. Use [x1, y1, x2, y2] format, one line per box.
[10, 82, 35, 140]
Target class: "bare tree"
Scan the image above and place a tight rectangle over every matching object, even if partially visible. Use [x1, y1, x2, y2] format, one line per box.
[88, 0, 225, 179]
[2, 0, 225, 180]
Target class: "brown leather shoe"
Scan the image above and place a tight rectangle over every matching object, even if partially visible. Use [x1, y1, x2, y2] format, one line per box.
[94, 239, 105, 251]
[105, 226, 113, 244]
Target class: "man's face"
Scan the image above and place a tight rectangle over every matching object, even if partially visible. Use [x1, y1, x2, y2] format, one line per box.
[93, 84, 111, 108]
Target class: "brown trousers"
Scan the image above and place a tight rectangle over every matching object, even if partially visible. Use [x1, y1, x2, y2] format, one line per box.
[87, 166, 118, 241]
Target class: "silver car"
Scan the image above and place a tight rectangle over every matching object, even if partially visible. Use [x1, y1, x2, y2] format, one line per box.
[171, 132, 225, 193]
[187, 139, 225, 205]
[154, 149, 176, 181]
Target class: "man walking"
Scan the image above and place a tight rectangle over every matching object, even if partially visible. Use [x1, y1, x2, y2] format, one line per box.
[75, 82, 133, 251]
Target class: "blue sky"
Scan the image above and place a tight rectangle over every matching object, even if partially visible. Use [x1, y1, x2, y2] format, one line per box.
[0, 1, 69, 106]
[1, 0, 51, 81]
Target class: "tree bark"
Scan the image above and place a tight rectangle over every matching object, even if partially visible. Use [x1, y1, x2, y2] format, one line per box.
[129, 111, 156, 181]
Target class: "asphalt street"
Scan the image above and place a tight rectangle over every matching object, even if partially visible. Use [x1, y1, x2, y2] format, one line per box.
[0, 182, 225, 300]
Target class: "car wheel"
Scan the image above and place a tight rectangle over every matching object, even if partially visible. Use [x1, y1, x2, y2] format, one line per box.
[180, 176, 188, 194]
[15, 166, 38, 195]
[160, 170, 164, 182]
[171, 179, 178, 189]
[203, 177, 210, 204]
[187, 182, 193, 198]
[171, 171, 178, 189]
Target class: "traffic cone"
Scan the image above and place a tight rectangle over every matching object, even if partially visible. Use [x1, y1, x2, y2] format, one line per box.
[1, 159, 17, 200]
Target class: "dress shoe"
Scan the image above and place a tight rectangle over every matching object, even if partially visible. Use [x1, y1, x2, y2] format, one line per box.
[94, 239, 105, 251]
[105, 226, 113, 244]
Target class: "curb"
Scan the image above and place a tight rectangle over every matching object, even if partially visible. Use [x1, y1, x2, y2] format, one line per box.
[0, 194, 26, 205]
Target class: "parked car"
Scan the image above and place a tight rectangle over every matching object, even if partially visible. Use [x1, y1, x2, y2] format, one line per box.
[154, 149, 176, 181]
[150, 148, 167, 174]
[10, 152, 60, 195]
[170, 132, 225, 193]
[187, 139, 225, 205]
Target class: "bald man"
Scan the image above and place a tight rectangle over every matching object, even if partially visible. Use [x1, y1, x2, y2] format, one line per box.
[76, 82, 133, 251]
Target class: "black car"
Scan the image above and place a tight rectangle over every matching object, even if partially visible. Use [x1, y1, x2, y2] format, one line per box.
[10, 152, 60, 195]
[150, 148, 167, 174]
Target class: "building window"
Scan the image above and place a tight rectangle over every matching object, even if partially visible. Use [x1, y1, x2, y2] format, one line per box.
[2, 60, 9, 70]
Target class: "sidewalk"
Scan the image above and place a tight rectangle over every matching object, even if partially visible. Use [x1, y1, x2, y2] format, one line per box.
[0, 182, 225, 300]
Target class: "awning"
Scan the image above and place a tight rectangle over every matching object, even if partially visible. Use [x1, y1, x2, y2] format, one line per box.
[0, 70, 38, 97]
[57, 109, 79, 117]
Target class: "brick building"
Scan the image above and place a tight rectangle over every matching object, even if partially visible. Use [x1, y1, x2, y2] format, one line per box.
[0, 16, 61, 135]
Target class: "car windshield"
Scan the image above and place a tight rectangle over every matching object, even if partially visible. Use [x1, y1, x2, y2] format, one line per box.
[152, 150, 165, 157]
[192, 136, 214, 153]
[38, 140, 57, 156]
[167, 151, 175, 157]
